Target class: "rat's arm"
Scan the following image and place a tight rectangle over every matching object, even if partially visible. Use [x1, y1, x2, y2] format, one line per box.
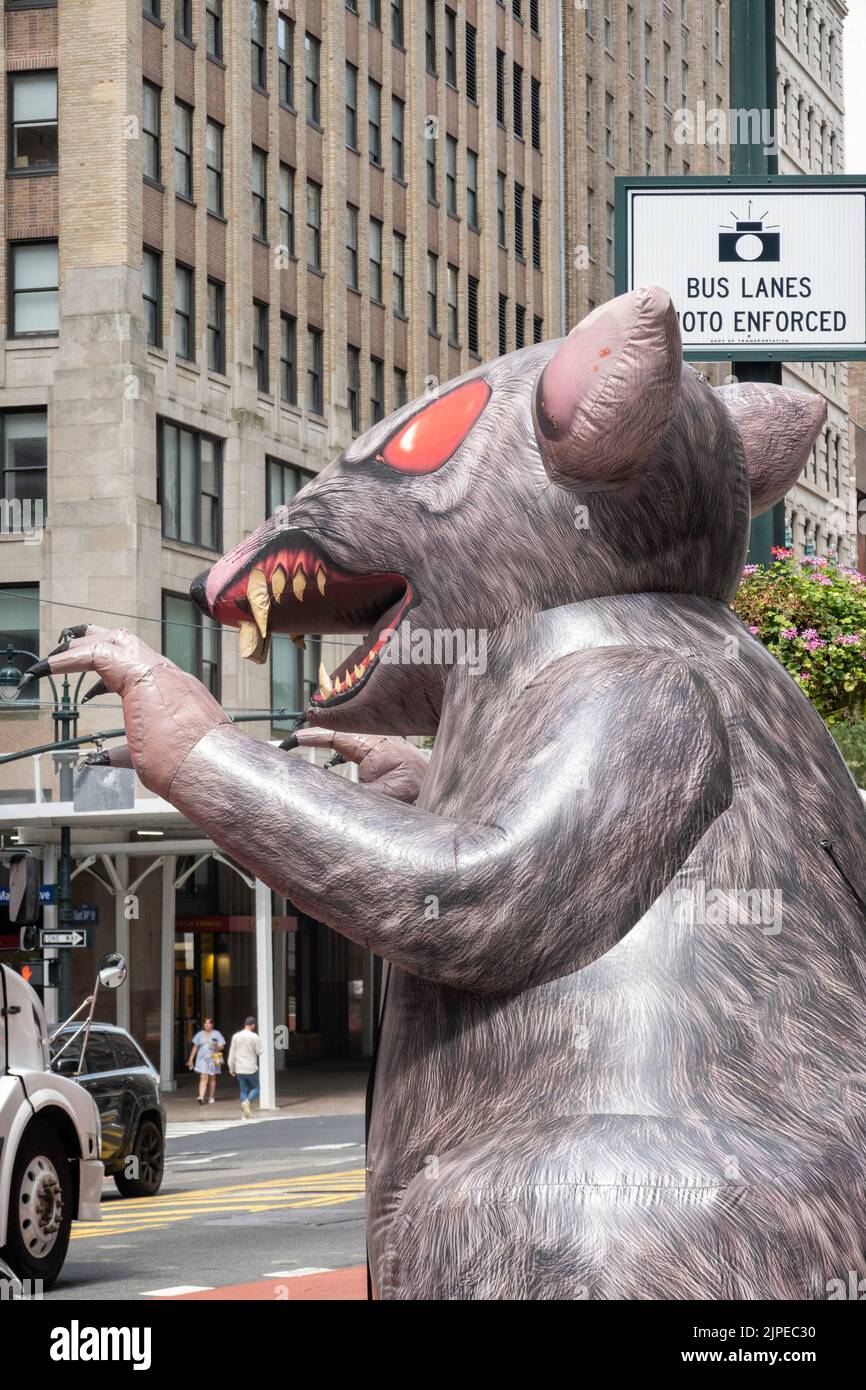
[37, 631, 730, 994]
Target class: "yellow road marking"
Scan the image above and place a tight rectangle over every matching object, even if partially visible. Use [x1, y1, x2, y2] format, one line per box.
[71, 1168, 365, 1241]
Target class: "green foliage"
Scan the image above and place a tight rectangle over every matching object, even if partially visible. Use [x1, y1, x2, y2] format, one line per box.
[732, 549, 866, 724]
[829, 719, 866, 789]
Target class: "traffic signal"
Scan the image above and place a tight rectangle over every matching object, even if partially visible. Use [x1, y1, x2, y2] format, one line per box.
[8, 853, 41, 927]
[19, 958, 60, 989]
[19, 925, 39, 951]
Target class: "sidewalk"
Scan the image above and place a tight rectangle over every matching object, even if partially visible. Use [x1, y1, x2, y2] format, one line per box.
[162, 1059, 368, 1124]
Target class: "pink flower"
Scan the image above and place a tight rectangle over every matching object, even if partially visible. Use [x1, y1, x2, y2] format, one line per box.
[771, 546, 794, 559]
[835, 634, 862, 646]
[749, 625, 759, 635]
[742, 564, 758, 575]
[780, 626, 798, 640]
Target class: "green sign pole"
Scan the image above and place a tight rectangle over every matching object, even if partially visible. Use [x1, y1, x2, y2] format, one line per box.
[730, 0, 786, 563]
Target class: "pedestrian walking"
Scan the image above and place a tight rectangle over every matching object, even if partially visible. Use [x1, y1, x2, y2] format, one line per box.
[228, 1017, 264, 1119]
[187, 1017, 226, 1105]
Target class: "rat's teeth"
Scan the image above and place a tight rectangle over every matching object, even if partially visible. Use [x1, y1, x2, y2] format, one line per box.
[271, 565, 287, 602]
[293, 567, 307, 602]
[354, 664, 364, 680]
[318, 661, 333, 696]
[239, 620, 270, 664]
[316, 567, 326, 596]
[247, 568, 271, 639]
[291, 634, 306, 650]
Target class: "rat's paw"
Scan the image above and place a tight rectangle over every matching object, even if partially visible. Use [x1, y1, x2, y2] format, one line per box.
[292, 729, 430, 804]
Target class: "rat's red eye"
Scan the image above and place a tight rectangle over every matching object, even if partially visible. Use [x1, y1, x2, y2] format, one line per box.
[378, 378, 491, 474]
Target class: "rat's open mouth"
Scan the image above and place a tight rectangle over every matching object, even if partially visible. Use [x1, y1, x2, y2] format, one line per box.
[209, 532, 414, 706]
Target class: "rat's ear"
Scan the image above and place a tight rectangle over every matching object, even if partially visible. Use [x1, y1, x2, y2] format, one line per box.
[716, 381, 827, 516]
[531, 286, 682, 492]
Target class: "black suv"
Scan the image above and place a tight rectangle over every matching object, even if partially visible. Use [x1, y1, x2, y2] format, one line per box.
[50, 1024, 166, 1198]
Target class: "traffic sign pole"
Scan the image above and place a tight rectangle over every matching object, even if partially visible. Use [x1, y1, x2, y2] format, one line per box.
[730, 0, 785, 564]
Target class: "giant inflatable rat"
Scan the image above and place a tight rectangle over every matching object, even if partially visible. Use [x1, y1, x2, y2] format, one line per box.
[34, 288, 866, 1299]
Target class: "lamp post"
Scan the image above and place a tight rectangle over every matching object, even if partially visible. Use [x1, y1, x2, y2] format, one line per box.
[0, 642, 88, 1017]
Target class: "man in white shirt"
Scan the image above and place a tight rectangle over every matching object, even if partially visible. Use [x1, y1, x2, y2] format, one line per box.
[228, 1016, 264, 1119]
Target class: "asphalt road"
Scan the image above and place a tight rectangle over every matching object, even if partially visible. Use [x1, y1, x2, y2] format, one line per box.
[46, 1112, 367, 1301]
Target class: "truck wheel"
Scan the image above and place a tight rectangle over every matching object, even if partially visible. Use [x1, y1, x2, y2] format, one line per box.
[0, 1121, 72, 1288]
[113, 1119, 164, 1197]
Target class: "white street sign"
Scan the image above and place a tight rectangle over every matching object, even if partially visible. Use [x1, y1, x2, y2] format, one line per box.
[620, 179, 866, 359]
[40, 928, 89, 948]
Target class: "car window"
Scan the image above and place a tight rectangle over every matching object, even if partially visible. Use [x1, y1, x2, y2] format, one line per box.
[82, 1032, 119, 1074]
[50, 1030, 83, 1067]
[112, 1034, 148, 1069]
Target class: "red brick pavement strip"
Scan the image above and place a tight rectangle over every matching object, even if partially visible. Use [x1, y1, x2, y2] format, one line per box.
[156, 1265, 367, 1301]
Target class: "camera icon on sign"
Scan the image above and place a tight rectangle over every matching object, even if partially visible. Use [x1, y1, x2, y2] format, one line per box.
[719, 204, 780, 262]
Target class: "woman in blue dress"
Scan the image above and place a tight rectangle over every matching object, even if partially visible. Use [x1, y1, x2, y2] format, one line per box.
[187, 1017, 226, 1104]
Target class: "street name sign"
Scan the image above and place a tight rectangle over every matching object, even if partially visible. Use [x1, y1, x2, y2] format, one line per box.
[615, 176, 866, 361]
[40, 928, 90, 948]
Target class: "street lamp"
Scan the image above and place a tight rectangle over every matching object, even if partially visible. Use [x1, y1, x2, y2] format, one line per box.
[0, 641, 90, 1017]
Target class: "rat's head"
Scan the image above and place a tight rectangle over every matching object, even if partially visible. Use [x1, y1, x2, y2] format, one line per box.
[192, 287, 825, 735]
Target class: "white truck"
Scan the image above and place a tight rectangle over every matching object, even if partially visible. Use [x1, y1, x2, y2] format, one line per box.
[0, 960, 103, 1290]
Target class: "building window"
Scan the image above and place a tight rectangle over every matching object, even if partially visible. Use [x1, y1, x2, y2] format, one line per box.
[0, 585, 39, 705]
[627, 5, 634, 73]
[346, 203, 359, 290]
[513, 63, 524, 139]
[390, 231, 406, 314]
[466, 22, 477, 101]
[206, 0, 223, 61]
[497, 171, 506, 245]
[279, 15, 294, 104]
[143, 81, 161, 182]
[603, 0, 612, 49]
[445, 7, 457, 87]
[206, 278, 225, 374]
[498, 293, 507, 356]
[644, 126, 653, 174]
[369, 217, 383, 302]
[279, 164, 295, 254]
[158, 420, 222, 550]
[587, 186, 594, 258]
[1, 411, 47, 514]
[532, 196, 542, 268]
[253, 300, 269, 392]
[586, 74, 593, 145]
[280, 314, 297, 404]
[515, 303, 525, 349]
[174, 0, 191, 38]
[163, 593, 220, 698]
[370, 355, 385, 424]
[530, 0, 540, 35]
[272, 628, 321, 730]
[514, 182, 525, 258]
[267, 456, 313, 515]
[143, 0, 161, 17]
[467, 149, 479, 229]
[663, 41, 671, 107]
[391, 95, 405, 178]
[496, 49, 506, 125]
[445, 135, 457, 215]
[347, 344, 361, 431]
[251, 0, 267, 88]
[391, 0, 404, 48]
[174, 100, 193, 199]
[533, 314, 543, 344]
[143, 247, 162, 348]
[174, 263, 194, 361]
[426, 132, 437, 201]
[305, 33, 321, 124]
[307, 327, 324, 413]
[368, 78, 382, 164]
[252, 146, 267, 238]
[394, 366, 408, 407]
[345, 63, 359, 149]
[8, 71, 58, 171]
[206, 119, 223, 215]
[644, 23, 652, 87]
[427, 251, 438, 333]
[682, 60, 689, 107]
[605, 91, 614, 160]
[714, 0, 722, 61]
[467, 275, 479, 355]
[530, 76, 541, 150]
[606, 201, 615, 273]
[369, 0, 382, 27]
[447, 264, 459, 346]
[425, 0, 437, 74]
[9, 240, 58, 337]
[306, 180, 322, 269]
